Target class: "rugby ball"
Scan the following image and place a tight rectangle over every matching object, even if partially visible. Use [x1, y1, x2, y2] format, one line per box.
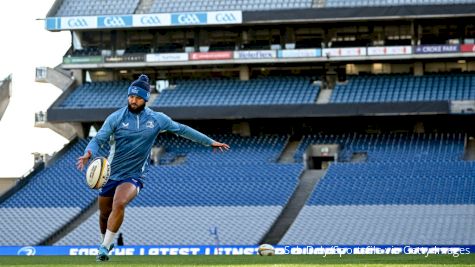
[258, 244, 275, 256]
[85, 157, 110, 189]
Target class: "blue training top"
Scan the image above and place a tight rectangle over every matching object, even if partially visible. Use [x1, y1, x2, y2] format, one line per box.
[84, 106, 214, 181]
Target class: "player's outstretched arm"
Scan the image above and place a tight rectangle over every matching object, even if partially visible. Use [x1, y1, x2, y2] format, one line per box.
[211, 141, 230, 152]
[76, 150, 92, 171]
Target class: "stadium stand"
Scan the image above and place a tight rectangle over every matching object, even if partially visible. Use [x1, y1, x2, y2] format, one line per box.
[330, 74, 475, 103]
[153, 77, 319, 107]
[55, 73, 475, 109]
[55, 134, 302, 245]
[57, 81, 129, 109]
[0, 139, 109, 246]
[149, 0, 313, 13]
[4, 131, 470, 246]
[294, 132, 466, 162]
[55, 0, 139, 17]
[281, 132, 475, 245]
[55, 77, 319, 109]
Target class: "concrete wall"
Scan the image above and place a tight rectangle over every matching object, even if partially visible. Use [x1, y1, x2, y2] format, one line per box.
[0, 178, 18, 197]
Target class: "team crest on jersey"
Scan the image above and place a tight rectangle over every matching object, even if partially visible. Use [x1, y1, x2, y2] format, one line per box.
[146, 121, 154, 128]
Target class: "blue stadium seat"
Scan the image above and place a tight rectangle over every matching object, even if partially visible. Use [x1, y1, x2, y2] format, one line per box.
[330, 74, 475, 103]
[153, 77, 319, 107]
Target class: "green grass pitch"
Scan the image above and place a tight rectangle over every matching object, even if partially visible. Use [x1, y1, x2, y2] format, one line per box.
[0, 254, 474, 267]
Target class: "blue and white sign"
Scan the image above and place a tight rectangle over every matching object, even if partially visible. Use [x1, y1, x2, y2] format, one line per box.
[171, 13, 207, 25]
[46, 11, 242, 31]
[16, 246, 36, 256]
[133, 14, 170, 27]
[278, 49, 322, 58]
[98, 15, 133, 28]
[0, 245, 473, 256]
[415, 45, 460, 54]
[63, 17, 97, 29]
[208, 11, 242, 24]
[46, 17, 60, 31]
[46, 16, 97, 30]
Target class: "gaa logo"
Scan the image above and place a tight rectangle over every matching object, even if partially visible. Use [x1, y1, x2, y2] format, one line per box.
[176, 14, 203, 24]
[17, 246, 36, 256]
[140, 15, 162, 25]
[103, 16, 126, 27]
[67, 18, 88, 28]
[215, 13, 237, 23]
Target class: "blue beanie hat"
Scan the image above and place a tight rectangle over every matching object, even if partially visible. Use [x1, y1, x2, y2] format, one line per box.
[128, 74, 150, 102]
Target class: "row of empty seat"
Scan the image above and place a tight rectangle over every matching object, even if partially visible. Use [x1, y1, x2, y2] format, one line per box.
[56, 77, 319, 109]
[310, 161, 475, 205]
[331, 74, 475, 103]
[58, 81, 128, 109]
[282, 131, 474, 245]
[150, 0, 312, 13]
[55, 74, 475, 109]
[56, 134, 301, 245]
[55, 0, 139, 16]
[0, 134, 301, 246]
[57, 206, 283, 246]
[281, 204, 475, 245]
[0, 139, 110, 245]
[154, 133, 288, 165]
[57, 74, 475, 109]
[295, 132, 466, 162]
[2, 131, 473, 246]
[154, 77, 319, 107]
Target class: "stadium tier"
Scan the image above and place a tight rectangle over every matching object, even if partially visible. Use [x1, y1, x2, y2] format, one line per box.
[153, 77, 319, 107]
[55, 0, 139, 17]
[56, 77, 319, 109]
[54, 74, 475, 109]
[294, 132, 466, 162]
[55, 134, 301, 245]
[331, 74, 475, 103]
[281, 204, 475, 245]
[1, 132, 472, 246]
[0, 139, 109, 246]
[58, 81, 129, 109]
[281, 132, 475, 245]
[150, 0, 312, 13]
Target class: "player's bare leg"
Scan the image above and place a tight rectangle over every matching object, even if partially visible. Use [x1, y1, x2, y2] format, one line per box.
[107, 182, 138, 232]
[98, 196, 113, 241]
[97, 183, 138, 261]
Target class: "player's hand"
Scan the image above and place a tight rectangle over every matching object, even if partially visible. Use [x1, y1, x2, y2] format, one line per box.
[76, 150, 92, 171]
[211, 141, 230, 152]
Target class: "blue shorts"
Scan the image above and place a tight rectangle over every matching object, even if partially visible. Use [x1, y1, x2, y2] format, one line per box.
[98, 177, 144, 197]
